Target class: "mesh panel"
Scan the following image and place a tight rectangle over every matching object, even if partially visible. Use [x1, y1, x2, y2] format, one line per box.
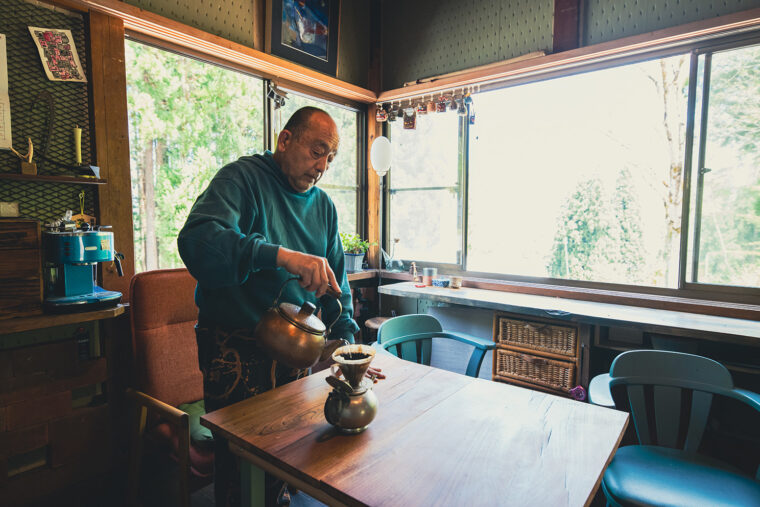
[0, 0, 95, 224]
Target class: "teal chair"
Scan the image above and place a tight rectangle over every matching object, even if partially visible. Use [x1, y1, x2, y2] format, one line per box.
[374, 314, 494, 378]
[594, 350, 760, 506]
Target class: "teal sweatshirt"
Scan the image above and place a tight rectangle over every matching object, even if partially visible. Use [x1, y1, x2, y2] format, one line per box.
[177, 152, 359, 343]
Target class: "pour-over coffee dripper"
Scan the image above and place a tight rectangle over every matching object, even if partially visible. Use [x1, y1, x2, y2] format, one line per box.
[331, 344, 375, 389]
[324, 344, 379, 434]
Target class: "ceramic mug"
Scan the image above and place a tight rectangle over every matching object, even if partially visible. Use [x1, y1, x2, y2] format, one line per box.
[450, 276, 463, 289]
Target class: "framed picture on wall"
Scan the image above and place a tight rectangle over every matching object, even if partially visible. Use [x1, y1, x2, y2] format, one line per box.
[266, 0, 340, 76]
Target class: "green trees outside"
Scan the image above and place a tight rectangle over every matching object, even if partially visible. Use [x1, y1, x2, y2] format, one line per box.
[695, 45, 760, 286]
[548, 168, 646, 283]
[126, 40, 264, 273]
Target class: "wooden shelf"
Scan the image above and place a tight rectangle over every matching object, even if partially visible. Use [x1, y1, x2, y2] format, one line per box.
[0, 173, 107, 185]
[0, 304, 126, 334]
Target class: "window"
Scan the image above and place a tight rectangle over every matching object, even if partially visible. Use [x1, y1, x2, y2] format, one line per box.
[469, 55, 689, 288]
[388, 35, 760, 295]
[687, 43, 760, 289]
[125, 40, 265, 273]
[389, 112, 463, 264]
[278, 92, 362, 236]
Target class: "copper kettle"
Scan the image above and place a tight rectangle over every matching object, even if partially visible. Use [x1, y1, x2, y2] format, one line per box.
[253, 277, 347, 369]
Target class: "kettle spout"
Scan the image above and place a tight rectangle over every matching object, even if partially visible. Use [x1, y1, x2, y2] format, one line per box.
[320, 338, 349, 362]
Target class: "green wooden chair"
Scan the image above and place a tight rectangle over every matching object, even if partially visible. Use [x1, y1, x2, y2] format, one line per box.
[374, 314, 494, 378]
[595, 349, 760, 506]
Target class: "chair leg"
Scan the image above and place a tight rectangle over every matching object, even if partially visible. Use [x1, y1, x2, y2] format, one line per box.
[128, 393, 147, 507]
[465, 348, 488, 378]
[177, 414, 191, 507]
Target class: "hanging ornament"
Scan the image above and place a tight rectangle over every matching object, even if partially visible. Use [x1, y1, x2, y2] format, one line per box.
[403, 108, 417, 129]
[449, 94, 458, 111]
[416, 101, 427, 115]
[457, 97, 467, 116]
[427, 97, 437, 114]
[376, 105, 388, 122]
[388, 103, 398, 122]
[436, 95, 447, 113]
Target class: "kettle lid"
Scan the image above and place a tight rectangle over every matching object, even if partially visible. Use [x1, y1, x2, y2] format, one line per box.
[278, 301, 326, 334]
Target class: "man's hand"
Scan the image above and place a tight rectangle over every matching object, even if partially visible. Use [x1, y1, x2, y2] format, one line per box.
[276, 247, 340, 298]
[367, 366, 385, 383]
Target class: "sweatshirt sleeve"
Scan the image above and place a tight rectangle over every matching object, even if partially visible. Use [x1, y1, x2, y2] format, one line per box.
[178, 176, 279, 289]
[321, 205, 360, 343]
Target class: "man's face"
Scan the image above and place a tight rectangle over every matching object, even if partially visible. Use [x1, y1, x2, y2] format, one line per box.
[276, 113, 339, 193]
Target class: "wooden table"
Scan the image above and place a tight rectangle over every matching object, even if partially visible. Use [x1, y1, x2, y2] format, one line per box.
[201, 352, 629, 507]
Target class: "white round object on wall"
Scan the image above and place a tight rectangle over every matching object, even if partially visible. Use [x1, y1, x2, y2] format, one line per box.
[369, 136, 392, 177]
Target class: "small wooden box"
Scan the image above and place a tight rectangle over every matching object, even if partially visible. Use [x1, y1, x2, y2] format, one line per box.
[0, 219, 43, 319]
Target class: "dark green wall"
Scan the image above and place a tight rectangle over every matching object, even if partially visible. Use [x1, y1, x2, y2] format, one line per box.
[381, 0, 760, 90]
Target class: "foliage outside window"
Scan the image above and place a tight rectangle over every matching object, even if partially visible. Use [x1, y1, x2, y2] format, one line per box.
[125, 40, 264, 273]
[278, 92, 360, 236]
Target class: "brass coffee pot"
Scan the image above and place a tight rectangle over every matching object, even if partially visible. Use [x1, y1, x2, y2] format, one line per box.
[324, 344, 378, 434]
[253, 277, 347, 369]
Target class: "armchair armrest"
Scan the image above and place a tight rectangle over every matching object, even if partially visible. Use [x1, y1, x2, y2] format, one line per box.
[127, 387, 189, 427]
[437, 331, 494, 350]
[127, 387, 191, 507]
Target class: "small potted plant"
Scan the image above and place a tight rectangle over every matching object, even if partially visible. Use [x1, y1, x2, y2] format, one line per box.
[340, 232, 373, 272]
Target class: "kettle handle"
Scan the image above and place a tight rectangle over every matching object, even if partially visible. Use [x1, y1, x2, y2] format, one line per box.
[274, 277, 344, 334]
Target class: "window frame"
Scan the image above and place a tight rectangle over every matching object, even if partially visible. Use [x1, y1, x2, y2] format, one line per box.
[383, 30, 760, 305]
[680, 34, 760, 299]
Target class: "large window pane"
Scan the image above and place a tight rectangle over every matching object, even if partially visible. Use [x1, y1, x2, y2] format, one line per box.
[688, 45, 760, 288]
[468, 55, 689, 287]
[278, 93, 360, 235]
[125, 40, 264, 273]
[390, 114, 462, 264]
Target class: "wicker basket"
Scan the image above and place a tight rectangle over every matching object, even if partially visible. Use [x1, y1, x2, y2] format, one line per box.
[495, 349, 576, 392]
[497, 316, 577, 357]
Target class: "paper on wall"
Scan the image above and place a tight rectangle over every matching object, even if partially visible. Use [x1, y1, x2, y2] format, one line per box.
[28, 26, 86, 83]
[0, 34, 12, 150]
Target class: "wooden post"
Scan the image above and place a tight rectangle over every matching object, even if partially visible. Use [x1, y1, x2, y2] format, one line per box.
[553, 0, 581, 53]
[89, 11, 135, 301]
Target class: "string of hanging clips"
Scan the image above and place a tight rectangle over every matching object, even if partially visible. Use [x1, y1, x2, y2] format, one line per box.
[375, 85, 479, 129]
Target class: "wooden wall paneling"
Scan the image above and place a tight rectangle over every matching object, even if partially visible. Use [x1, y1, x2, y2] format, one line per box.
[89, 11, 135, 300]
[366, 108, 381, 269]
[365, 0, 382, 269]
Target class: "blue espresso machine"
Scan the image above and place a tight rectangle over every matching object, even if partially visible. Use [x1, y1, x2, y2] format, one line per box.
[43, 227, 122, 311]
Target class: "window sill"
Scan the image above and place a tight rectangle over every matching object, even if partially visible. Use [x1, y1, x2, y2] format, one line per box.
[375, 271, 760, 321]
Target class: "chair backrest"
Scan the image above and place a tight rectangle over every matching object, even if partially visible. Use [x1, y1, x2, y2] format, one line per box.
[129, 268, 203, 408]
[609, 349, 760, 453]
[377, 314, 443, 366]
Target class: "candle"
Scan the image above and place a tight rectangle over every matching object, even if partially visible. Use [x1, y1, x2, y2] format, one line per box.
[74, 125, 82, 165]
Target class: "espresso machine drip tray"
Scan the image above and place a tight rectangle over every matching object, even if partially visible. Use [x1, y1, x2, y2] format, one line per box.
[44, 286, 122, 313]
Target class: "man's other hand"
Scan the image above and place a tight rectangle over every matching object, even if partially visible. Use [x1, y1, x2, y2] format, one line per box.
[276, 247, 340, 298]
